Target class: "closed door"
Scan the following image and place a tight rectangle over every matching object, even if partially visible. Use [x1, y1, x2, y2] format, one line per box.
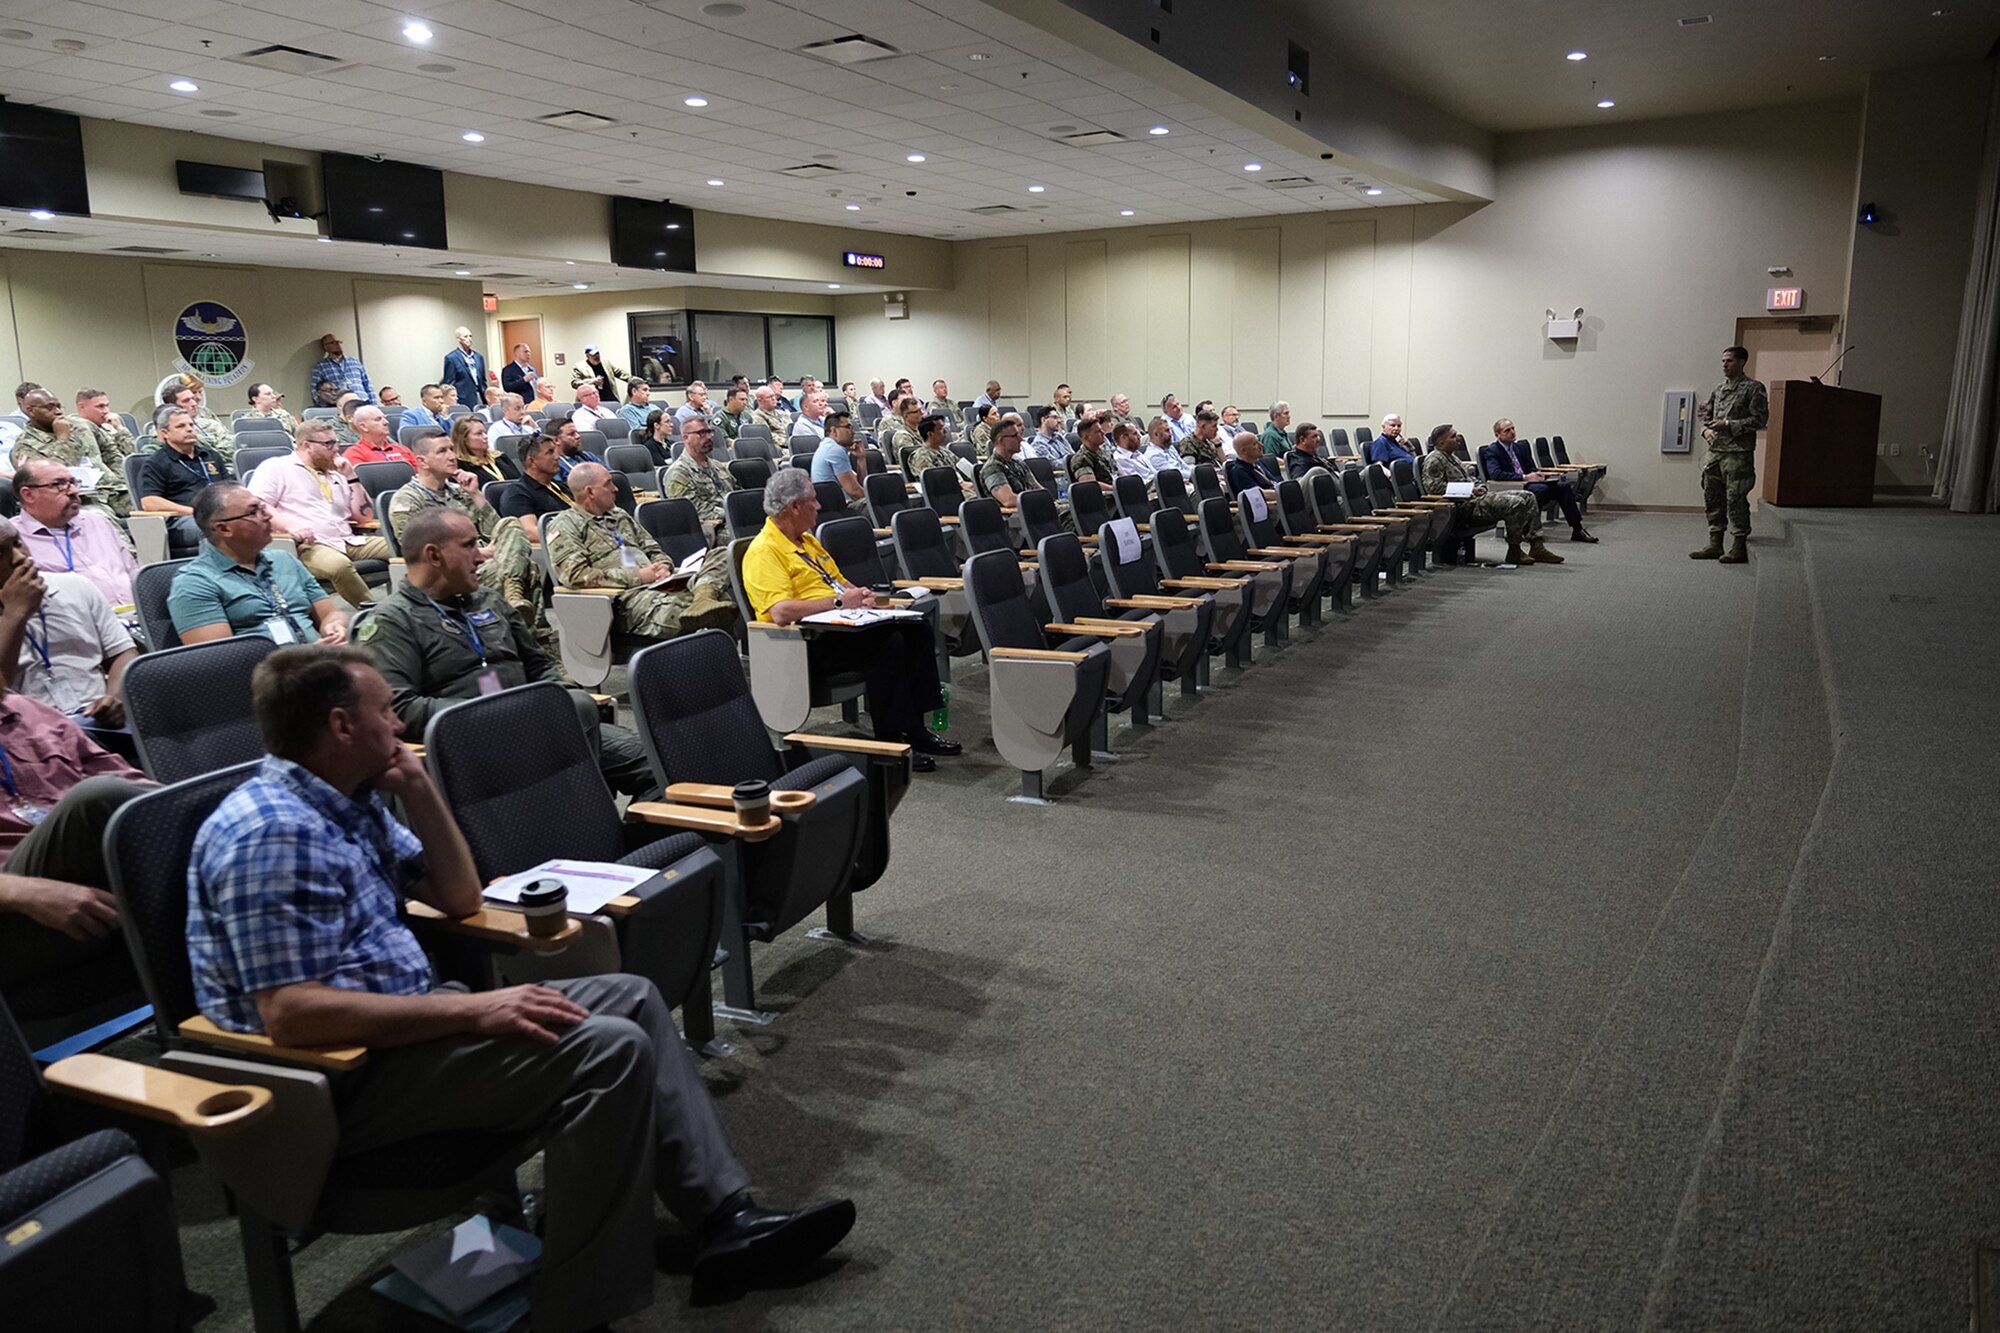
[500, 317, 546, 402]
[1734, 316, 1840, 505]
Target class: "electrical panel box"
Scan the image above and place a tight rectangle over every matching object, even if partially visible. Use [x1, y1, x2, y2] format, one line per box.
[1661, 390, 1696, 454]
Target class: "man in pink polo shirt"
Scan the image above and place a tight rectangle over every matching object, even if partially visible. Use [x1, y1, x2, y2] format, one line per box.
[245, 418, 389, 606]
[14, 458, 139, 611]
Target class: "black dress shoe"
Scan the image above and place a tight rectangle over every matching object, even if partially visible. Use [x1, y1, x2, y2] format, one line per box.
[1571, 527, 1599, 543]
[692, 1194, 856, 1301]
[908, 731, 963, 757]
[909, 751, 937, 773]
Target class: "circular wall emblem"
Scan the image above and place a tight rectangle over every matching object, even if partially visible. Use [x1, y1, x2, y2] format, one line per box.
[170, 300, 254, 386]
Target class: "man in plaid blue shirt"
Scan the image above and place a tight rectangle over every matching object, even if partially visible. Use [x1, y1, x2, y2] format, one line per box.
[186, 646, 854, 1324]
[308, 333, 374, 404]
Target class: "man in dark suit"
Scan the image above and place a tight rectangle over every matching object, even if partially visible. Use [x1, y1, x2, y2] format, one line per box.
[440, 327, 487, 407]
[500, 343, 541, 405]
[1478, 419, 1596, 542]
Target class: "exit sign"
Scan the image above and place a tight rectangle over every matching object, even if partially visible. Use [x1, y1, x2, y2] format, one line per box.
[482, 293, 498, 312]
[1766, 287, 1805, 312]
[843, 251, 886, 270]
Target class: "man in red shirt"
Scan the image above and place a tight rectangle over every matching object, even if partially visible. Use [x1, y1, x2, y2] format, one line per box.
[342, 404, 421, 470]
[0, 667, 151, 1017]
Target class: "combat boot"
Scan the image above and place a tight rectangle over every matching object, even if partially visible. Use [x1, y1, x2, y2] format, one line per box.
[1504, 543, 1532, 566]
[1719, 538, 1748, 564]
[1527, 540, 1565, 564]
[1689, 534, 1724, 559]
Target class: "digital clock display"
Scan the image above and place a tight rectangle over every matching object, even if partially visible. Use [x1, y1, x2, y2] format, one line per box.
[843, 251, 886, 270]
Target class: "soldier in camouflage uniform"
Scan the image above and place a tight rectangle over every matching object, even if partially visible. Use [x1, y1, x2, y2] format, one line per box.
[1692, 345, 1768, 564]
[67, 388, 140, 472]
[926, 379, 955, 423]
[1420, 424, 1563, 565]
[977, 419, 1040, 506]
[1180, 409, 1227, 470]
[659, 416, 734, 542]
[879, 396, 924, 464]
[906, 414, 965, 492]
[748, 385, 791, 441]
[547, 462, 738, 638]
[386, 432, 529, 604]
[1067, 414, 1118, 486]
[13, 389, 132, 522]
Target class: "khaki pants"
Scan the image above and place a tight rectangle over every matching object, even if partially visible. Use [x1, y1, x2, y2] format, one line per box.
[297, 535, 391, 605]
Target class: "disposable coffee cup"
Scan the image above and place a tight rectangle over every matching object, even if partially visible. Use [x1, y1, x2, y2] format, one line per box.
[518, 880, 569, 938]
[732, 779, 772, 825]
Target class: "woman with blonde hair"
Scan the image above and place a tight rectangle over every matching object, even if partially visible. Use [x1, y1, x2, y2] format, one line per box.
[452, 413, 519, 485]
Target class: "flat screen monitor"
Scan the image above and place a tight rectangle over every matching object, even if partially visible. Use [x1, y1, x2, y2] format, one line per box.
[177, 159, 266, 204]
[0, 103, 90, 217]
[611, 197, 696, 272]
[321, 151, 448, 248]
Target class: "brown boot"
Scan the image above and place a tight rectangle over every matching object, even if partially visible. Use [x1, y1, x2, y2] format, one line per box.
[1718, 538, 1748, 564]
[1528, 540, 1565, 564]
[1689, 535, 1724, 559]
[1504, 543, 1532, 566]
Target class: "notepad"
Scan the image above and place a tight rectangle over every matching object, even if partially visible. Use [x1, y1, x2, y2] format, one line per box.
[485, 860, 656, 914]
[802, 607, 925, 627]
[1444, 481, 1475, 498]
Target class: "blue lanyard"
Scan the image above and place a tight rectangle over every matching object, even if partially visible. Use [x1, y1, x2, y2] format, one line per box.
[0, 741, 17, 800]
[21, 610, 49, 669]
[797, 547, 843, 591]
[55, 527, 75, 570]
[421, 592, 485, 662]
[174, 451, 208, 481]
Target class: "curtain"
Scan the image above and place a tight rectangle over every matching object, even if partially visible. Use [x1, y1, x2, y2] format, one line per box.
[1936, 57, 2000, 512]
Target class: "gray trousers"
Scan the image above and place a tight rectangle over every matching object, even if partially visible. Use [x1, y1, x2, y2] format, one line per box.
[334, 972, 750, 1333]
[0, 776, 149, 1007]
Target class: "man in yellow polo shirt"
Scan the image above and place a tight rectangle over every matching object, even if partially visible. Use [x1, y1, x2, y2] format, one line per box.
[742, 468, 958, 770]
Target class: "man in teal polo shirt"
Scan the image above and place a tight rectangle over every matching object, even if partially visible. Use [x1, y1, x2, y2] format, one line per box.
[167, 482, 350, 646]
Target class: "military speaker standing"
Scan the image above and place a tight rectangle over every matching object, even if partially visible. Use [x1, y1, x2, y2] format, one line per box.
[1691, 344, 1768, 564]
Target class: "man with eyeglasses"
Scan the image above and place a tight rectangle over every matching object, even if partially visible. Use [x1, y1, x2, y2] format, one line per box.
[809, 411, 867, 511]
[246, 420, 391, 607]
[136, 406, 234, 557]
[13, 460, 140, 616]
[167, 482, 349, 647]
[661, 416, 735, 542]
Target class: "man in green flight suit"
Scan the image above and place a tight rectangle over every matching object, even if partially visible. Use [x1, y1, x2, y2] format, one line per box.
[356, 507, 660, 798]
[1692, 344, 1768, 564]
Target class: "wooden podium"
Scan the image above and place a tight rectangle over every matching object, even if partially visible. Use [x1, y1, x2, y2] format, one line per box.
[1762, 380, 1882, 507]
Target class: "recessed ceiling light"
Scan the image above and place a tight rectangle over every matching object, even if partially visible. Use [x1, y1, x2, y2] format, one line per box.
[368, 206, 384, 214]
[564, 259, 575, 265]
[683, 95, 708, 108]
[201, 253, 219, 258]
[199, 109, 239, 118]
[616, 178, 642, 184]
[827, 283, 841, 289]
[938, 83, 959, 91]
[1120, 209, 1135, 216]
[169, 79, 198, 93]
[1932, 7, 1955, 14]
[906, 152, 926, 162]
[1243, 163, 1262, 171]
[417, 62, 455, 73]
[1597, 98, 1615, 108]
[702, 1, 745, 14]
[0, 29, 33, 41]
[1027, 184, 1045, 193]
[460, 130, 484, 142]
[665, 223, 681, 230]
[315, 236, 332, 243]
[454, 268, 470, 275]
[1148, 125, 1169, 135]
[1567, 51, 1587, 61]
[572, 282, 589, 289]
[402, 21, 432, 43]
[845, 203, 861, 210]
[967, 52, 990, 61]
[706, 178, 724, 186]
[1364, 186, 1383, 196]
[1818, 54, 1837, 61]
[28, 210, 53, 220]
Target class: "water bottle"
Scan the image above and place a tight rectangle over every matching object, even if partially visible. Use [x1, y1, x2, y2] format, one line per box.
[929, 682, 951, 733]
[1056, 478, 1069, 501]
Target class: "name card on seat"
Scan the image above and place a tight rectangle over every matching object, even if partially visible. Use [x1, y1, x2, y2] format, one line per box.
[1103, 516, 1142, 566]
[1241, 487, 1269, 521]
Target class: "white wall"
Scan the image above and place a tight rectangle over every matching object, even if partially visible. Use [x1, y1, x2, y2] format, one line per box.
[835, 98, 1867, 508]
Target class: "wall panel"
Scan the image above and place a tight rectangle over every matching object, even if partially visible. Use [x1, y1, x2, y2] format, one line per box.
[1145, 233, 1191, 407]
[985, 246, 1031, 390]
[1322, 220, 1377, 416]
[1228, 227, 1282, 411]
[1062, 240, 1107, 399]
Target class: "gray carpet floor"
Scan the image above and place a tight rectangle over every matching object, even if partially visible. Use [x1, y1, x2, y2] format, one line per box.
[156, 506, 2000, 1331]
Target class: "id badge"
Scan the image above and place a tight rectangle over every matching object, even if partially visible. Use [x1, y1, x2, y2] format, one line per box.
[620, 545, 642, 568]
[12, 804, 49, 825]
[265, 617, 297, 644]
[475, 669, 503, 696]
